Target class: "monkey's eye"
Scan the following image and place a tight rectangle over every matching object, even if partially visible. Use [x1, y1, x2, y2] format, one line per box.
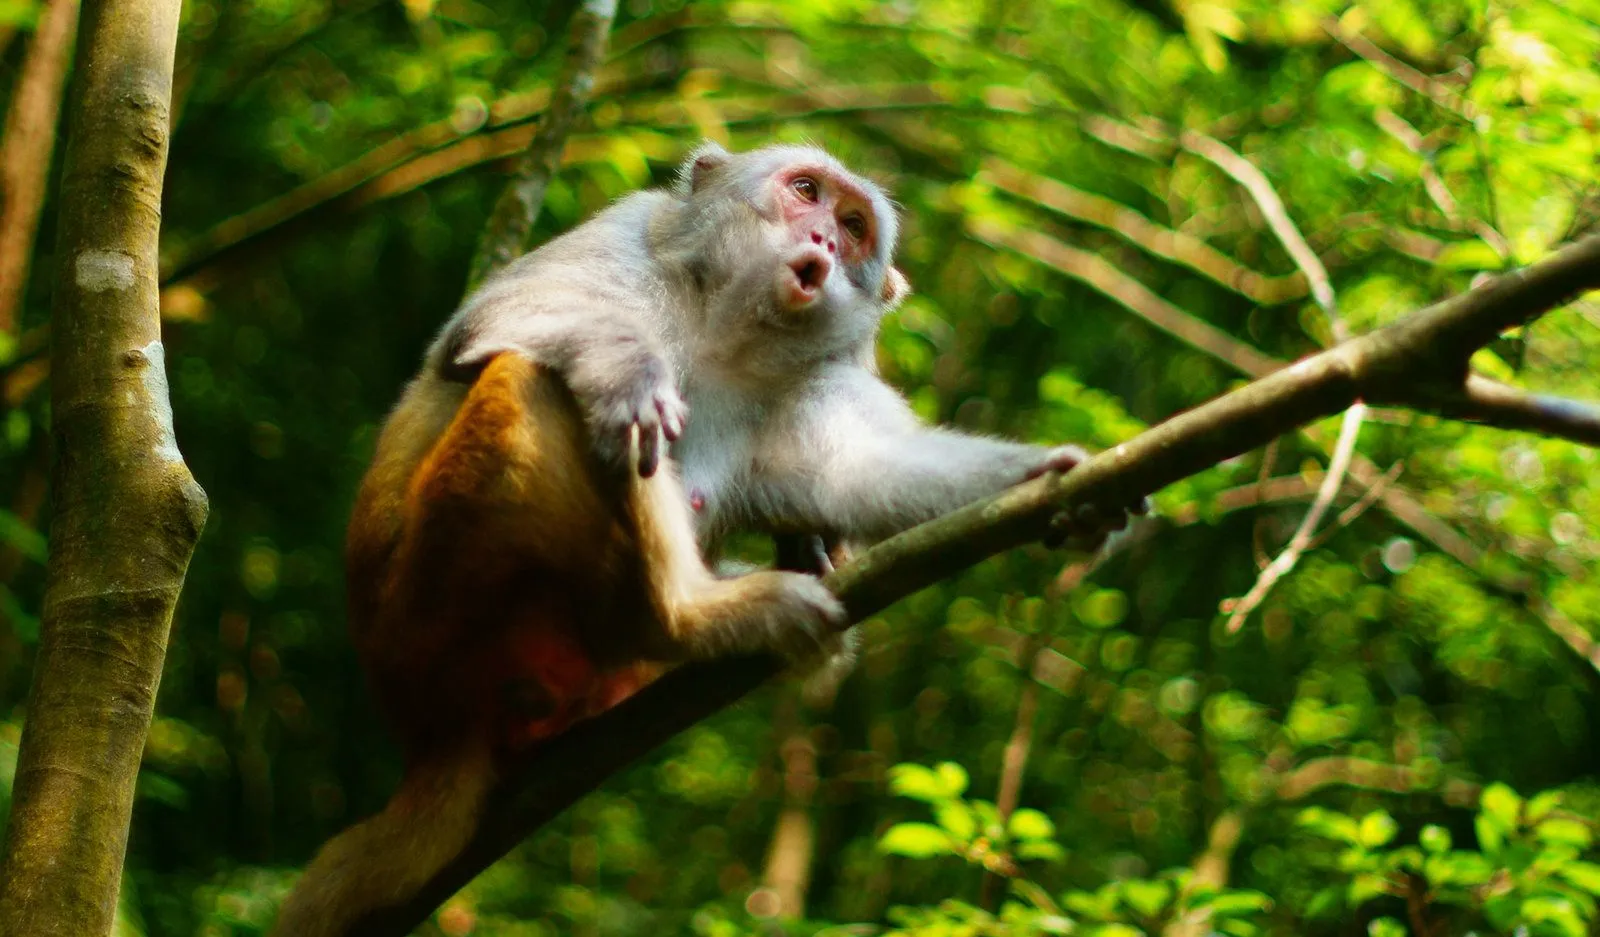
[791, 177, 820, 202]
[841, 214, 868, 240]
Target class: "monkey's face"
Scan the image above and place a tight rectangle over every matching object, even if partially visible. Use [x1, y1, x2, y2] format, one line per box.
[685, 144, 911, 368]
[767, 166, 881, 313]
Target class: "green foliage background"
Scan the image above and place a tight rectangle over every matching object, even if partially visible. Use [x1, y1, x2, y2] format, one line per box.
[3, 0, 1600, 933]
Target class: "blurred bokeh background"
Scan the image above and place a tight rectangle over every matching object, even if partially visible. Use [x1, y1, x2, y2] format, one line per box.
[3, 0, 1600, 934]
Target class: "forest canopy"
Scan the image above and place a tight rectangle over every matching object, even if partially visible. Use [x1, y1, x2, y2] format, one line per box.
[2, 0, 1600, 935]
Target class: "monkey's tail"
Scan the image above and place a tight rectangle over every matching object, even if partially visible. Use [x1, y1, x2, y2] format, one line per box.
[271, 739, 495, 937]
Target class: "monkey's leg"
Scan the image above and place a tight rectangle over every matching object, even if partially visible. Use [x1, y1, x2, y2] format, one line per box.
[627, 464, 845, 663]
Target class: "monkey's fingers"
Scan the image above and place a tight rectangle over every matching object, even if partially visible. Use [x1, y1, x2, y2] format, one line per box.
[628, 384, 688, 478]
[636, 425, 664, 478]
[656, 393, 688, 442]
[1025, 444, 1091, 481]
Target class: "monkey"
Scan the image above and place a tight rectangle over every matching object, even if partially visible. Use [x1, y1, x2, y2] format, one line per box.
[272, 141, 1139, 937]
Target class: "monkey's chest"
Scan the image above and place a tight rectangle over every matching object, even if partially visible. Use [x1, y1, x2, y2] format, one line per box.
[672, 399, 761, 532]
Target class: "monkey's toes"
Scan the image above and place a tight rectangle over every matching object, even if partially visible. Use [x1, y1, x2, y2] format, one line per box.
[1042, 499, 1144, 550]
[767, 574, 847, 661]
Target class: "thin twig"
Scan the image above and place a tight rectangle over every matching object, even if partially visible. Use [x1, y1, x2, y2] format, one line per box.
[1222, 403, 1367, 632]
[982, 159, 1308, 306]
[1185, 128, 1364, 629]
[466, 0, 620, 290]
[1177, 130, 1343, 340]
[969, 219, 1282, 378]
[980, 628, 1048, 910]
[1323, 17, 1479, 122]
[0, 0, 81, 334]
[1307, 458, 1405, 550]
[1374, 108, 1510, 259]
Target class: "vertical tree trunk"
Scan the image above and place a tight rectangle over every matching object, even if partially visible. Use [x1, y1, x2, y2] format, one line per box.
[0, 0, 82, 334]
[0, 0, 206, 931]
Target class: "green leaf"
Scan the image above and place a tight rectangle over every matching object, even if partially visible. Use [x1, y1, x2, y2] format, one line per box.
[1521, 895, 1586, 937]
[1528, 790, 1564, 823]
[1359, 811, 1399, 849]
[1481, 783, 1522, 832]
[1348, 873, 1395, 905]
[1433, 238, 1507, 270]
[1017, 841, 1066, 862]
[1476, 812, 1505, 855]
[1204, 892, 1272, 917]
[1420, 825, 1452, 854]
[1298, 807, 1361, 845]
[1535, 818, 1593, 849]
[888, 763, 949, 802]
[1008, 808, 1056, 842]
[878, 822, 954, 858]
[0, 509, 46, 565]
[1367, 918, 1406, 937]
[1424, 852, 1494, 887]
[935, 762, 970, 798]
[1557, 861, 1600, 895]
[135, 771, 189, 809]
[1120, 880, 1171, 917]
[936, 801, 976, 842]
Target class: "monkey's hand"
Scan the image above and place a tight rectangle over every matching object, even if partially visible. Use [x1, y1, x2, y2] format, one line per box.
[582, 355, 689, 477]
[1025, 445, 1151, 551]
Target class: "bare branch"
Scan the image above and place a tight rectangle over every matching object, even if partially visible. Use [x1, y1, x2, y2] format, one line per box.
[982, 159, 1308, 306]
[969, 219, 1283, 378]
[1434, 374, 1600, 448]
[1323, 17, 1479, 122]
[1310, 458, 1405, 549]
[1222, 404, 1367, 632]
[466, 0, 620, 291]
[159, 81, 963, 292]
[0, 0, 81, 334]
[1274, 756, 1481, 804]
[361, 236, 1600, 935]
[1177, 130, 1343, 339]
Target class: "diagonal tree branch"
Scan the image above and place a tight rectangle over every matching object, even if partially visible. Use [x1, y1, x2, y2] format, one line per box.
[980, 158, 1309, 306]
[360, 234, 1600, 936]
[968, 219, 1283, 378]
[1177, 130, 1342, 339]
[466, 0, 620, 290]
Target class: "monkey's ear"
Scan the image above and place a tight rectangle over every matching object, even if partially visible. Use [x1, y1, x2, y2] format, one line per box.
[681, 141, 732, 194]
[879, 267, 911, 310]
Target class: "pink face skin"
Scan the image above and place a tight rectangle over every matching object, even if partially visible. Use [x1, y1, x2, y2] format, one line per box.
[771, 166, 878, 311]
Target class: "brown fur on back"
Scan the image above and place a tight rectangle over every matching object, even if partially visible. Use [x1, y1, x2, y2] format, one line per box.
[345, 354, 656, 757]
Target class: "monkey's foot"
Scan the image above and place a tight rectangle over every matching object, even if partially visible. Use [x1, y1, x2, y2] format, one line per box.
[1024, 445, 1150, 550]
[735, 572, 848, 663]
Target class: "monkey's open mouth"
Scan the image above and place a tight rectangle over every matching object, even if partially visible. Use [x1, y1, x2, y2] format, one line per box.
[783, 252, 832, 309]
[792, 258, 825, 291]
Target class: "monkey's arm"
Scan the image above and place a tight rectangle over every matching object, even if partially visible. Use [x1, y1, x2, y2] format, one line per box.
[433, 276, 687, 476]
[748, 366, 1084, 543]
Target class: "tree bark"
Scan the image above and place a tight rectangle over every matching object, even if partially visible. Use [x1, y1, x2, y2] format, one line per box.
[0, 0, 206, 931]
